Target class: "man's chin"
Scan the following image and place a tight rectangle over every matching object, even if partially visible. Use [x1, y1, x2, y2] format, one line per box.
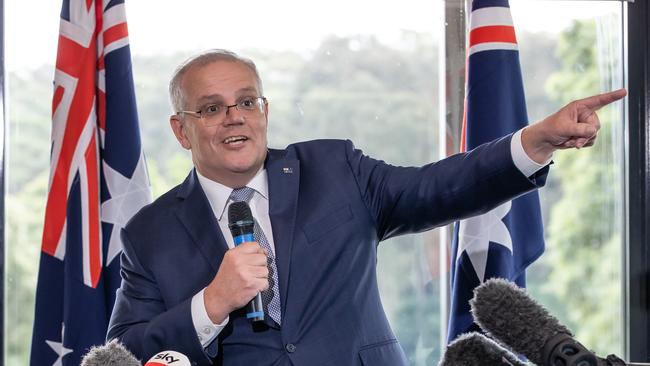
[226, 162, 263, 176]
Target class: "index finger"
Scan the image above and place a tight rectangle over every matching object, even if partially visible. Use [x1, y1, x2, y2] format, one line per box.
[578, 88, 627, 110]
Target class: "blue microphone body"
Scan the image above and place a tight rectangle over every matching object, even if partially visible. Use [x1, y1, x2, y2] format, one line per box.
[228, 202, 265, 323]
[233, 233, 254, 245]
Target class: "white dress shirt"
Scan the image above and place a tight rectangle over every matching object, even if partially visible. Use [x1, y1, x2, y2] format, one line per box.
[189, 129, 549, 348]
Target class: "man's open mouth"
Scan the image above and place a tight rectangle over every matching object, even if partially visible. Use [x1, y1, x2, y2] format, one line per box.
[223, 136, 248, 145]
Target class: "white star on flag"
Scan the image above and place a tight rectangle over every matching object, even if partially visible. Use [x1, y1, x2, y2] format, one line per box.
[101, 153, 152, 265]
[455, 201, 513, 283]
[45, 323, 73, 366]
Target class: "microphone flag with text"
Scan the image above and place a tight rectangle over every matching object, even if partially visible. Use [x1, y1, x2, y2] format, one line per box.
[30, 1, 152, 365]
[144, 350, 191, 366]
[448, 0, 545, 342]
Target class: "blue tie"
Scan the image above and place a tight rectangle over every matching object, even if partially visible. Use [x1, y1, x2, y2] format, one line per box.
[229, 187, 282, 325]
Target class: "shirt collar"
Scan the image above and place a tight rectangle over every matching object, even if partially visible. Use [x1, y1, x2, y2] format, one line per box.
[195, 168, 269, 221]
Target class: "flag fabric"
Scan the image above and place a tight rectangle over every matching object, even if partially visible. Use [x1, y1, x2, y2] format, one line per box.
[30, 1, 151, 365]
[447, 0, 545, 342]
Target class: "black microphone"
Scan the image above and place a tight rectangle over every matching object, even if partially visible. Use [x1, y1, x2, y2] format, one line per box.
[228, 201, 265, 323]
[80, 339, 141, 366]
[470, 278, 650, 366]
[439, 332, 527, 366]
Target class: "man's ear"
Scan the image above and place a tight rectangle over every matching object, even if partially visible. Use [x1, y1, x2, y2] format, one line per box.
[170, 115, 191, 150]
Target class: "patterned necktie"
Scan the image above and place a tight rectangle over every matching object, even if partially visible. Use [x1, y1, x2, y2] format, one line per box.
[229, 187, 282, 325]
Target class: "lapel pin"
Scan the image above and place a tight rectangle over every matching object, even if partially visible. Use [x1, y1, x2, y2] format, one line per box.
[282, 167, 293, 174]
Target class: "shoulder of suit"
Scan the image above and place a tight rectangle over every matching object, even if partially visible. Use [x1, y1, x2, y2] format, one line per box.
[124, 182, 183, 230]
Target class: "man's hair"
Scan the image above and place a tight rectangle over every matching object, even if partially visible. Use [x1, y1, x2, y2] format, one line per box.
[168, 49, 263, 113]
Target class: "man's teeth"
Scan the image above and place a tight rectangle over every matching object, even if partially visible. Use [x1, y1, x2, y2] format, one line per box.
[224, 136, 247, 144]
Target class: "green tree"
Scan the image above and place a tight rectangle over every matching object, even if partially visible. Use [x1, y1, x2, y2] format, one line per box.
[5, 173, 48, 365]
[286, 33, 438, 166]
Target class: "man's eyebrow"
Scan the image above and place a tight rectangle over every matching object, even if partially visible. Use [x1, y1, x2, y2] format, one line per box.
[195, 94, 224, 106]
[235, 86, 260, 96]
[194, 87, 259, 106]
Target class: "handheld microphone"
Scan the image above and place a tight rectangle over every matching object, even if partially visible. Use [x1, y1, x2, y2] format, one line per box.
[144, 350, 190, 366]
[439, 332, 527, 366]
[80, 339, 141, 366]
[228, 201, 265, 323]
[470, 278, 650, 366]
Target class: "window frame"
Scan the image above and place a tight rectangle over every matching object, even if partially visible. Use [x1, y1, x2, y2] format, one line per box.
[626, 0, 650, 361]
[0, 0, 648, 363]
[0, 0, 6, 363]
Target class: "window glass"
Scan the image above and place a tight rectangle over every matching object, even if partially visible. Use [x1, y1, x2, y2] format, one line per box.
[511, 0, 625, 356]
[4, 0, 626, 364]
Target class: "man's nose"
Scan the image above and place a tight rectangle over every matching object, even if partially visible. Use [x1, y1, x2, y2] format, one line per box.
[223, 104, 245, 124]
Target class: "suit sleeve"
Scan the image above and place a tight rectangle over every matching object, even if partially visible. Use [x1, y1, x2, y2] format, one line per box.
[106, 229, 214, 366]
[344, 134, 548, 241]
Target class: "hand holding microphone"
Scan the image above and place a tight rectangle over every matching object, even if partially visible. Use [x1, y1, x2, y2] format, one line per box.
[226, 201, 267, 322]
[203, 201, 269, 324]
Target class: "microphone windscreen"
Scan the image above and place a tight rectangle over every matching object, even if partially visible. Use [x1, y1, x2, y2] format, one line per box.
[439, 332, 527, 366]
[80, 339, 140, 366]
[470, 278, 572, 366]
[228, 201, 253, 224]
[144, 350, 191, 366]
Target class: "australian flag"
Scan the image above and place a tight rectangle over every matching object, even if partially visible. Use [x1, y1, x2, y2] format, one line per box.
[447, 0, 545, 342]
[30, 1, 151, 365]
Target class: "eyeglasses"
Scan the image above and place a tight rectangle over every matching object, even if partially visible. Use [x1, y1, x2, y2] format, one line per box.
[176, 96, 267, 126]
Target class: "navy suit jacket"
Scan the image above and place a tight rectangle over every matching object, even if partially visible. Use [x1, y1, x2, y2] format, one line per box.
[107, 137, 548, 365]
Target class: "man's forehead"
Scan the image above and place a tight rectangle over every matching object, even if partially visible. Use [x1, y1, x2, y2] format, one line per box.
[183, 61, 260, 103]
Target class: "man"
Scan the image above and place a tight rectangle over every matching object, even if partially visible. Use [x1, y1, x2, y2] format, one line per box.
[107, 49, 626, 365]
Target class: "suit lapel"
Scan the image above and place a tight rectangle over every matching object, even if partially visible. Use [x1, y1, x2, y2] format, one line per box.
[266, 149, 300, 319]
[175, 170, 229, 273]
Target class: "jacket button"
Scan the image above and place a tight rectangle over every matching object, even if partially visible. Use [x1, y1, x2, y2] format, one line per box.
[285, 343, 296, 353]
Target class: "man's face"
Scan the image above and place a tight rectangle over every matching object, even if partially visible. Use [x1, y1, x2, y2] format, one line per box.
[170, 60, 269, 187]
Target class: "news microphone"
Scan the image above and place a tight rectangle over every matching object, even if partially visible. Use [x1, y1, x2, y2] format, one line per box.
[470, 278, 650, 366]
[228, 201, 265, 323]
[144, 350, 190, 366]
[80, 339, 140, 366]
[439, 332, 526, 366]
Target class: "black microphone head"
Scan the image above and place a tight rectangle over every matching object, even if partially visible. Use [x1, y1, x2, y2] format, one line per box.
[439, 332, 527, 366]
[228, 201, 253, 223]
[470, 278, 572, 366]
[80, 339, 141, 366]
[228, 201, 254, 236]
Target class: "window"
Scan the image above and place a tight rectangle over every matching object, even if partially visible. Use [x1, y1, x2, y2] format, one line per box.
[4, 0, 628, 364]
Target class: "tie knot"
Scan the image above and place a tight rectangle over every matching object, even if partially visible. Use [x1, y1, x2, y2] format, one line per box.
[230, 186, 255, 203]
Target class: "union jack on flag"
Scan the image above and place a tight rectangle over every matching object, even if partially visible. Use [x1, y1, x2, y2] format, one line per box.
[447, 0, 545, 342]
[30, 1, 151, 365]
